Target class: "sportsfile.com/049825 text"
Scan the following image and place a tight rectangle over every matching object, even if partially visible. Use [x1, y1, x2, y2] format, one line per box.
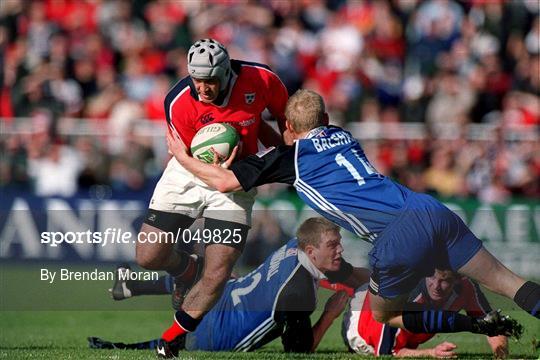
[39, 228, 244, 247]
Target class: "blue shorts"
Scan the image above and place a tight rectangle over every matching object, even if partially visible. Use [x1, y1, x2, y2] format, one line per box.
[368, 193, 483, 298]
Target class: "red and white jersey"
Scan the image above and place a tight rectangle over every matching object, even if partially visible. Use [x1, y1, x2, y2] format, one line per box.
[343, 278, 492, 356]
[164, 59, 288, 158]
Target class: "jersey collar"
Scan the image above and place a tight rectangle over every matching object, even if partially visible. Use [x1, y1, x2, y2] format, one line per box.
[298, 249, 327, 280]
[304, 126, 327, 139]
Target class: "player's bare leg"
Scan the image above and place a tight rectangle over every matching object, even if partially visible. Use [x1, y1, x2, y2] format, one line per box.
[138, 215, 203, 310]
[137, 211, 201, 289]
[136, 223, 183, 272]
[371, 248, 528, 325]
[182, 243, 240, 317]
[369, 287, 522, 338]
[458, 246, 539, 319]
[369, 294, 407, 327]
[458, 247, 525, 299]
[368, 247, 538, 337]
[158, 243, 241, 358]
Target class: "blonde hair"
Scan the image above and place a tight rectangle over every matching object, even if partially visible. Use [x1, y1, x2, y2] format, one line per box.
[285, 89, 326, 132]
[296, 217, 340, 250]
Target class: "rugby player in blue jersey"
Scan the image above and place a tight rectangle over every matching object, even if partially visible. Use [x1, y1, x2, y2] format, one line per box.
[165, 89, 538, 349]
[90, 217, 369, 356]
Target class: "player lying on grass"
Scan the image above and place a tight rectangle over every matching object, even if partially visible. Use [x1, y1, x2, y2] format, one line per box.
[165, 89, 537, 346]
[91, 217, 370, 357]
[342, 269, 508, 358]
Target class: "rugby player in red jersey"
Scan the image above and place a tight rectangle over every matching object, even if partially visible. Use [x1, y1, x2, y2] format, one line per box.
[135, 38, 289, 355]
[343, 269, 508, 358]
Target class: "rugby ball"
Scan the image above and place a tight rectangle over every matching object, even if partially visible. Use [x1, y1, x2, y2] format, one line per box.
[190, 123, 240, 163]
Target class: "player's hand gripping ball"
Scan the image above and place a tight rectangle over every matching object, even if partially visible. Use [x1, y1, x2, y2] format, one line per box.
[190, 123, 240, 163]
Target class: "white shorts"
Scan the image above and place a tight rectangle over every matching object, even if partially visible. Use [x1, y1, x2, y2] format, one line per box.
[149, 158, 256, 226]
[341, 284, 375, 355]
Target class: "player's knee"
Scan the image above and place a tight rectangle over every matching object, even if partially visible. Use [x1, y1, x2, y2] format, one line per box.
[136, 252, 161, 270]
[135, 244, 168, 270]
[372, 310, 393, 324]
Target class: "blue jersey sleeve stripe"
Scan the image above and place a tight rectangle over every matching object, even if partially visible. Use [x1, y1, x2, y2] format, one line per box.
[293, 141, 300, 187]
[296, 181, 360, 234]
[296, 181, 371, 241]
[236, 322, 276, 352]
[296, 177, 373, 239]
[234, 318, 275, 351]
[296, 179, 375, 241]
[298, 183, 373, 242]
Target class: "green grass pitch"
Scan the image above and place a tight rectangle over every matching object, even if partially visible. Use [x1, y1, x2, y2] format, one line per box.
[1, 264, 538, 359]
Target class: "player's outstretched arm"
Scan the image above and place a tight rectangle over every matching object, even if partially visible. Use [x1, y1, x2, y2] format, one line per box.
[311, 291, 349, 352]
[486, 335, 508, 359]
[395, 341, 457, 358]
[166, 129, 242, 192]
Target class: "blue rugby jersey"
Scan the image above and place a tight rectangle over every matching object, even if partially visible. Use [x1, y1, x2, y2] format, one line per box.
[231, 126, 412, 242]
[294, 126, 410, 241]
[186, 238, 350, 351]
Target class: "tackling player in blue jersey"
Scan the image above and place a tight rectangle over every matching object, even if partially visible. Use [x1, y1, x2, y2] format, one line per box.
[91, 217, 369, 356]
[166, 89, 538, 349]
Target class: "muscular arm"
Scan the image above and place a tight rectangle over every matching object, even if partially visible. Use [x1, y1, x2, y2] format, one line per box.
[166, 129, 242, 192]
[280, 312, 313, 352]
[311, 291, 349, 351]
[395, 347, 435, 357]
[167, 129, 295, 192]
[184, 157, 242, 193]
[396, 342, 457, 358]
[394, 334, 506, 358]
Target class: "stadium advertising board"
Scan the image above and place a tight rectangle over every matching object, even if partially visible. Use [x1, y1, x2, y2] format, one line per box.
[1, 193, 538, 278]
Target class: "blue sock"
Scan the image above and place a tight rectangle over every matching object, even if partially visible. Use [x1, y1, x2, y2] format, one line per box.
[403, 310, 474, 333]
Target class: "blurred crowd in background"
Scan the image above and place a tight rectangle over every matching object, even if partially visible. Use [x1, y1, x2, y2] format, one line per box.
[1, 0, 539, 202]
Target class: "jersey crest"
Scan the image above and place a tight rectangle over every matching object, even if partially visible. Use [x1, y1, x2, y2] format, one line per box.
[198, 112, 215, 125]
[244, 92, 256, 104]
